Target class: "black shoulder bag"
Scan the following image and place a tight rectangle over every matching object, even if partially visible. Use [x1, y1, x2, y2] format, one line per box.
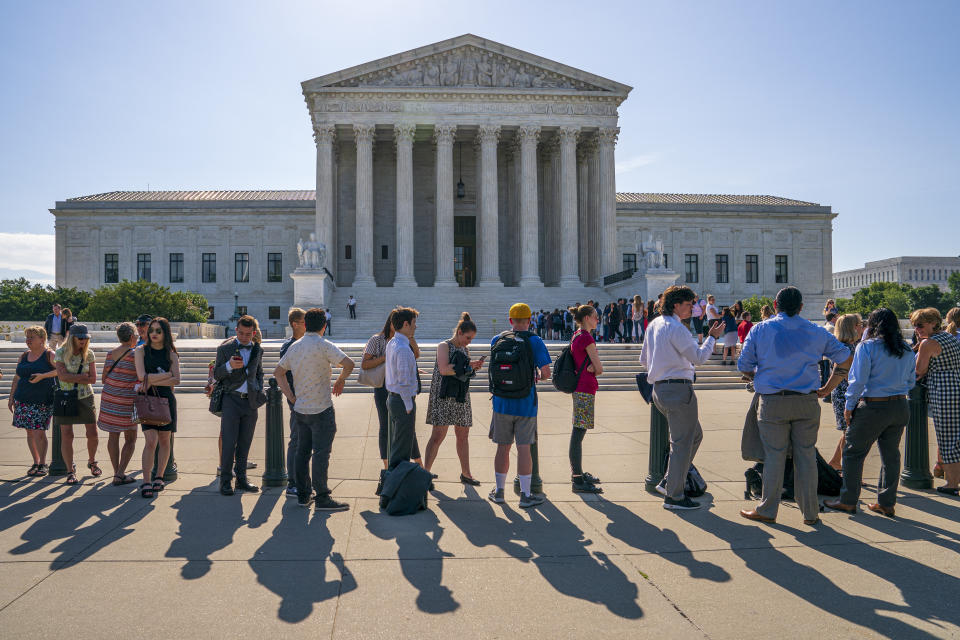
[53, 359, 82, 418]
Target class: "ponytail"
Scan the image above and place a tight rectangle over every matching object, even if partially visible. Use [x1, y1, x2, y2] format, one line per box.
[452, 311, 477, 339]
[571, 304, 595, 326]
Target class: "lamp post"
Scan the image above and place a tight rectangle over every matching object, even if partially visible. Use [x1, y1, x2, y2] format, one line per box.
[229, 291, 240, 337]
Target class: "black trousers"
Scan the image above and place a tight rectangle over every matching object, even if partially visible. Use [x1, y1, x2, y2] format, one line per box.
[376, 386, 420, 461]
[220, 393, 258, 481]
[387, 393, 417, 470]
[840, 399, 908, 507]
[294, 407, 337, 499]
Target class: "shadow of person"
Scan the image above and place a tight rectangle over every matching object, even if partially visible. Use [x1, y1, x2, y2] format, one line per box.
[852, 493, 960, 553]
[361, 507, 459, 614]
[165, 482, 245, 580]
[581, 497, 731, 582]
[697, 509, 946, 639]
[249, 503, 357, 623]
[0, 482, 71, 535]
[9, 482, 152, 568]
[433, 486, 530, 559]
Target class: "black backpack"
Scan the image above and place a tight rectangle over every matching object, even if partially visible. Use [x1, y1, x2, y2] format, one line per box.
[489, 330, 536, 399]
[661, 449, 708, 497]
[378, 461, 432, 515]
[553, 333, 590, 394]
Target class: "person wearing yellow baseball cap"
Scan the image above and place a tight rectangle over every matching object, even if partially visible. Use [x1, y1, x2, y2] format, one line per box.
[487, 302, 552, 508]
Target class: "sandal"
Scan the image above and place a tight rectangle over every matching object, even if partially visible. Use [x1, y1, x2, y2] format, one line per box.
[65, 472, 79, 485]
[27, 464, 40, 477]
[152, 479, 165, 492]
[87, 461, 103, 477]
[460, 474, 482, 486]
[35, 464, 48, 477]
[112, 474, 136, 486]
[139, 482, 155, 498]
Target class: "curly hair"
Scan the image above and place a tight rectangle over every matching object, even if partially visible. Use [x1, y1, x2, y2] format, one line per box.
[661, 285, 697, 316]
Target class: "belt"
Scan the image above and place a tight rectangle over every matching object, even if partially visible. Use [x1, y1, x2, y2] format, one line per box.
[229, 391, 249, 399]
[654, 379, 692, 385]
[762, 390, 814, 396]
[864, 395, 907, 402]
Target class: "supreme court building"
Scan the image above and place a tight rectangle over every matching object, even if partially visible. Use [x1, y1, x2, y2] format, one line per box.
[51, 35, 836, 337]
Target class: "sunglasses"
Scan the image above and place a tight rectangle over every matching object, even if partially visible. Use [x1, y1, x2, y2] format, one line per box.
[149, 328, 164, 334]
[75, 337, 89, 341]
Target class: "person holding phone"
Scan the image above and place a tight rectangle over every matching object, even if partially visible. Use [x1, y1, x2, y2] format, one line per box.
[423, 312, 484, 486]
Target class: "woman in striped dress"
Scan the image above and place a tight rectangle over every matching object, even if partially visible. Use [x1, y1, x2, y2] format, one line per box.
[97, 322, 140, 485]
[913, 307, 960, 495]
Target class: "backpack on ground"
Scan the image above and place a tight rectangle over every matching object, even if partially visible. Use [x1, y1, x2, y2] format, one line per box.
[489, 330, 536, 399]
[552, 335, 590, 394]
[378, 461, 432, 516]
[745, 449, 842, 501]
[662, 449, 708, 497]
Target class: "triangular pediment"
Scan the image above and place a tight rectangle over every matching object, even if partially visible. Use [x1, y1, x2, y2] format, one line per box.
[302, 34, 631, 95]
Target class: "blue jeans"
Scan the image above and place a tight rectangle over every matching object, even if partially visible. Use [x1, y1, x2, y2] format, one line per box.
[293, 407, 337, 499]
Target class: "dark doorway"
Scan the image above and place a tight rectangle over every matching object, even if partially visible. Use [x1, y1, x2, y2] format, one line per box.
[454, 216, 476, 287]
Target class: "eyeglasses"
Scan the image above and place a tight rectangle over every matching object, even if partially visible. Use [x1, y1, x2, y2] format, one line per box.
[136, 322, 149, 327]
[149, 328, 164, 334]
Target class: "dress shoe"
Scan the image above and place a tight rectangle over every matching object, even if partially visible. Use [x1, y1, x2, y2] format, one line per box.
[235, 478, 259, 493]
[740, 509, 776, 523]
[803, 518, 821, 525]
[219, 481, 234, 496]
[823, 499, 856, 513]
[867, 503, 895, 517]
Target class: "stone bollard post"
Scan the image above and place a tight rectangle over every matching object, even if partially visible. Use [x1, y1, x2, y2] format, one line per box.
[645, 401, 670, 490]
[901, 384, 933, 490]
[262, 378, 288, 487]
[153, 434, 178, 482]
[48, 424, 68, 476]
[513, 442, 544, 496]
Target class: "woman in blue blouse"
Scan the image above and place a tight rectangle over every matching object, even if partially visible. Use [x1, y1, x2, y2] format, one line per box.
[824, 308, 916, 517]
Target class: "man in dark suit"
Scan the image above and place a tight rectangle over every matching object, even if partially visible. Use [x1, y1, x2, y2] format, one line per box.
[44, 304, 65, 349]
[214, 315, 267, 496]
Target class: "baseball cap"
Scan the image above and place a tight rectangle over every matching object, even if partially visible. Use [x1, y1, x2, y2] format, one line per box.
[136, 314, 153, 324]
[68, 324, 90, 339]
[509, 303, 532, 320]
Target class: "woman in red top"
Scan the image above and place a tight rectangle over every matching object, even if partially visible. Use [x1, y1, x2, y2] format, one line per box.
[569, 304, 605, 494]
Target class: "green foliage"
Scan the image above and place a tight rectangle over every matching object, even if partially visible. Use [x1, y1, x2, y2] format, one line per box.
[0, 278, 92, 320]
[837, 282, 912, 319]
[83, 280, 209, 322]
[907, 285, 953, 315]
[740, 295, 775, 321]
[947, 271, 960, 307]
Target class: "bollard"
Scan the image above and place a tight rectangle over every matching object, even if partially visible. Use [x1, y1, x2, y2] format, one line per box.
[153, 433, 178, 482]
[262, 378, 287, 487]
[48, 424, 68, 476]
[901, 384, 933, 490]
[513, 441, 544, 496]
[645, 401, 670, 490]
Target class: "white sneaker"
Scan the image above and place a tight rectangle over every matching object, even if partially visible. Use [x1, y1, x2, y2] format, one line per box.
[488, 488, 505, 504]
[654, 481, 667, 496]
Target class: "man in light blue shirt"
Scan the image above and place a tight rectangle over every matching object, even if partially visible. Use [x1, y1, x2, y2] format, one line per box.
[737, 287, 854, 525]
[385, 307, 421, 470]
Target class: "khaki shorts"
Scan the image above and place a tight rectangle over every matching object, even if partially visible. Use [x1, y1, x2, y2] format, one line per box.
[489, 412, 537, 445]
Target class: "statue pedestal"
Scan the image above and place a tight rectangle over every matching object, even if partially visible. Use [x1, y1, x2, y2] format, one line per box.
[642, 269, 680, 301]
[290, 269, 333, 309]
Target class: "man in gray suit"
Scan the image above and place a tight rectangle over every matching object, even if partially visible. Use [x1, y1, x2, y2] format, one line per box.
[214, 315, 267, 496]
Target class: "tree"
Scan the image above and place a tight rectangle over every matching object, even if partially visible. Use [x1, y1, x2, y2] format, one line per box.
[82, 280, 209, 322]
[740, 295, 775, 321]
[907, 284, 952, 315]
[0, 278, 92, 320]
[840, 282, 910, 318]
[947, 271, 960, 308]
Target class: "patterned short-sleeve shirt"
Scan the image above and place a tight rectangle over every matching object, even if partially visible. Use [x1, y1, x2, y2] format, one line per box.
[54, 347, 96, 399]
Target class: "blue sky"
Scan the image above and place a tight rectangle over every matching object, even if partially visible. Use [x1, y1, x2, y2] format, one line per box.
[1, 0, 958, 282]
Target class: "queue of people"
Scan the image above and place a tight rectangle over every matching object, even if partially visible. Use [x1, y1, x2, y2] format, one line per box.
[8, 290, 960, 525]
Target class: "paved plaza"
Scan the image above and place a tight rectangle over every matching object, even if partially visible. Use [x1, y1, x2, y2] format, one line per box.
[0, 389, 957, 639]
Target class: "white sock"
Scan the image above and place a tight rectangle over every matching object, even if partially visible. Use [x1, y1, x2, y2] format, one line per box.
[495, 473, 507, 491]
[519, 474, 532, 496]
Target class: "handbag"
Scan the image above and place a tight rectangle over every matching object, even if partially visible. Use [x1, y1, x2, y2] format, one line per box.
[357, 363, 385, 388]
[635, 372, 653, 404]
[52, 360, 81, 417]
[209, 382, 225, 416]
[132, 374, 172, 426]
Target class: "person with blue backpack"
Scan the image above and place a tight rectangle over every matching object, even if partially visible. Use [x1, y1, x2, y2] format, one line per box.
[487, 303, 552, 508]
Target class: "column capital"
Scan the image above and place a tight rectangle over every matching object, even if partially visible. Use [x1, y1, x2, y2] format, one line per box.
[476, 124, 501, 145]
[578, 135, 598, 158]
[353, 124, 376, 146]
[433, 123, 457, 145]
[312, 124, 336, 145]
[558, 126, 580, 145]
[598, 127, 620, 145]
[393, 123, 416, 144]
[517, 125, 541, 144]
[541, 135, 561, 156]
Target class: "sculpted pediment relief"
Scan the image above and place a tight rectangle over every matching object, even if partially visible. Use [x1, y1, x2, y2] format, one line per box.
[326, 45, 607, 91]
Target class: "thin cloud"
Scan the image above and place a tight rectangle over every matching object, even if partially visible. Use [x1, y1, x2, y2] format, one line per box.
[0, 233, 56, 284]
[615, 153, 658, 174]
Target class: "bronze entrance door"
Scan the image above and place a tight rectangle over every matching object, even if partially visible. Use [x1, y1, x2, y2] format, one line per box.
[454, 216, 476, 287]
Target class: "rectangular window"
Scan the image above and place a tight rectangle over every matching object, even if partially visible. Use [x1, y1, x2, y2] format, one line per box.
[169, 253, 184, 283]
[381, 245, 389, 260]
[344, 245, 352, 260]
[715, 254, 729, 283]
[623, 253, 637, 271]
[137, 253, 151, 282]
[104, 253, 119, 283]
[202, 253, 216, 283]
[684, 254, 698, 283]
[663, 253, 668, 269]
[775, 255, 789, 283]
[268, 306, 281, 320]
[267, 253, 283, 282]
[207, 306, 215, 320]
[746, 255, 759, 283]
[234, 253, 249, 283]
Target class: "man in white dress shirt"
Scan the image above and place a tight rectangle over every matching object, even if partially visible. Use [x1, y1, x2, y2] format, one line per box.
[385, 307, 420, 469]
[640, 286, 724, 510]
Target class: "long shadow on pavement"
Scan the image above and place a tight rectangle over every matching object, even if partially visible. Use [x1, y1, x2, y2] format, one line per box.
[165, 482, 246, 580]
[697, 509, 952, 639]
[361, 506, 459, 614]
[580, 496, 732, 583]
[0, 480, 74, 534]
[249, 502, 357, 623]
[437, 487, 644, 619]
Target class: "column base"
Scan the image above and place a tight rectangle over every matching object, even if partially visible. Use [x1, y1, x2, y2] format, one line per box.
[392, 275, 417, 286]
[433, 278, 459, 288]
[518, 277, 544, 287]
[478, 279, 504, 287]
[352, 274, 376, 286]
[558, 276, 583, 287]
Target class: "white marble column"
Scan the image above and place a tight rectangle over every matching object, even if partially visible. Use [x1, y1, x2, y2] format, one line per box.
[517, 125, 542, 286]
[393, 123, 416, 285]
[313, 124, 336, 278]
[587, 139, 601, 286]
[576, 140, 591, 282]
[433, 124, 457, 286]
[558, 126, 581, 286]
[544, 137, 561, 285]
[353, 124, 376, 285]
[598, 127, 620, 277]
[477, 125, 502, 286]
